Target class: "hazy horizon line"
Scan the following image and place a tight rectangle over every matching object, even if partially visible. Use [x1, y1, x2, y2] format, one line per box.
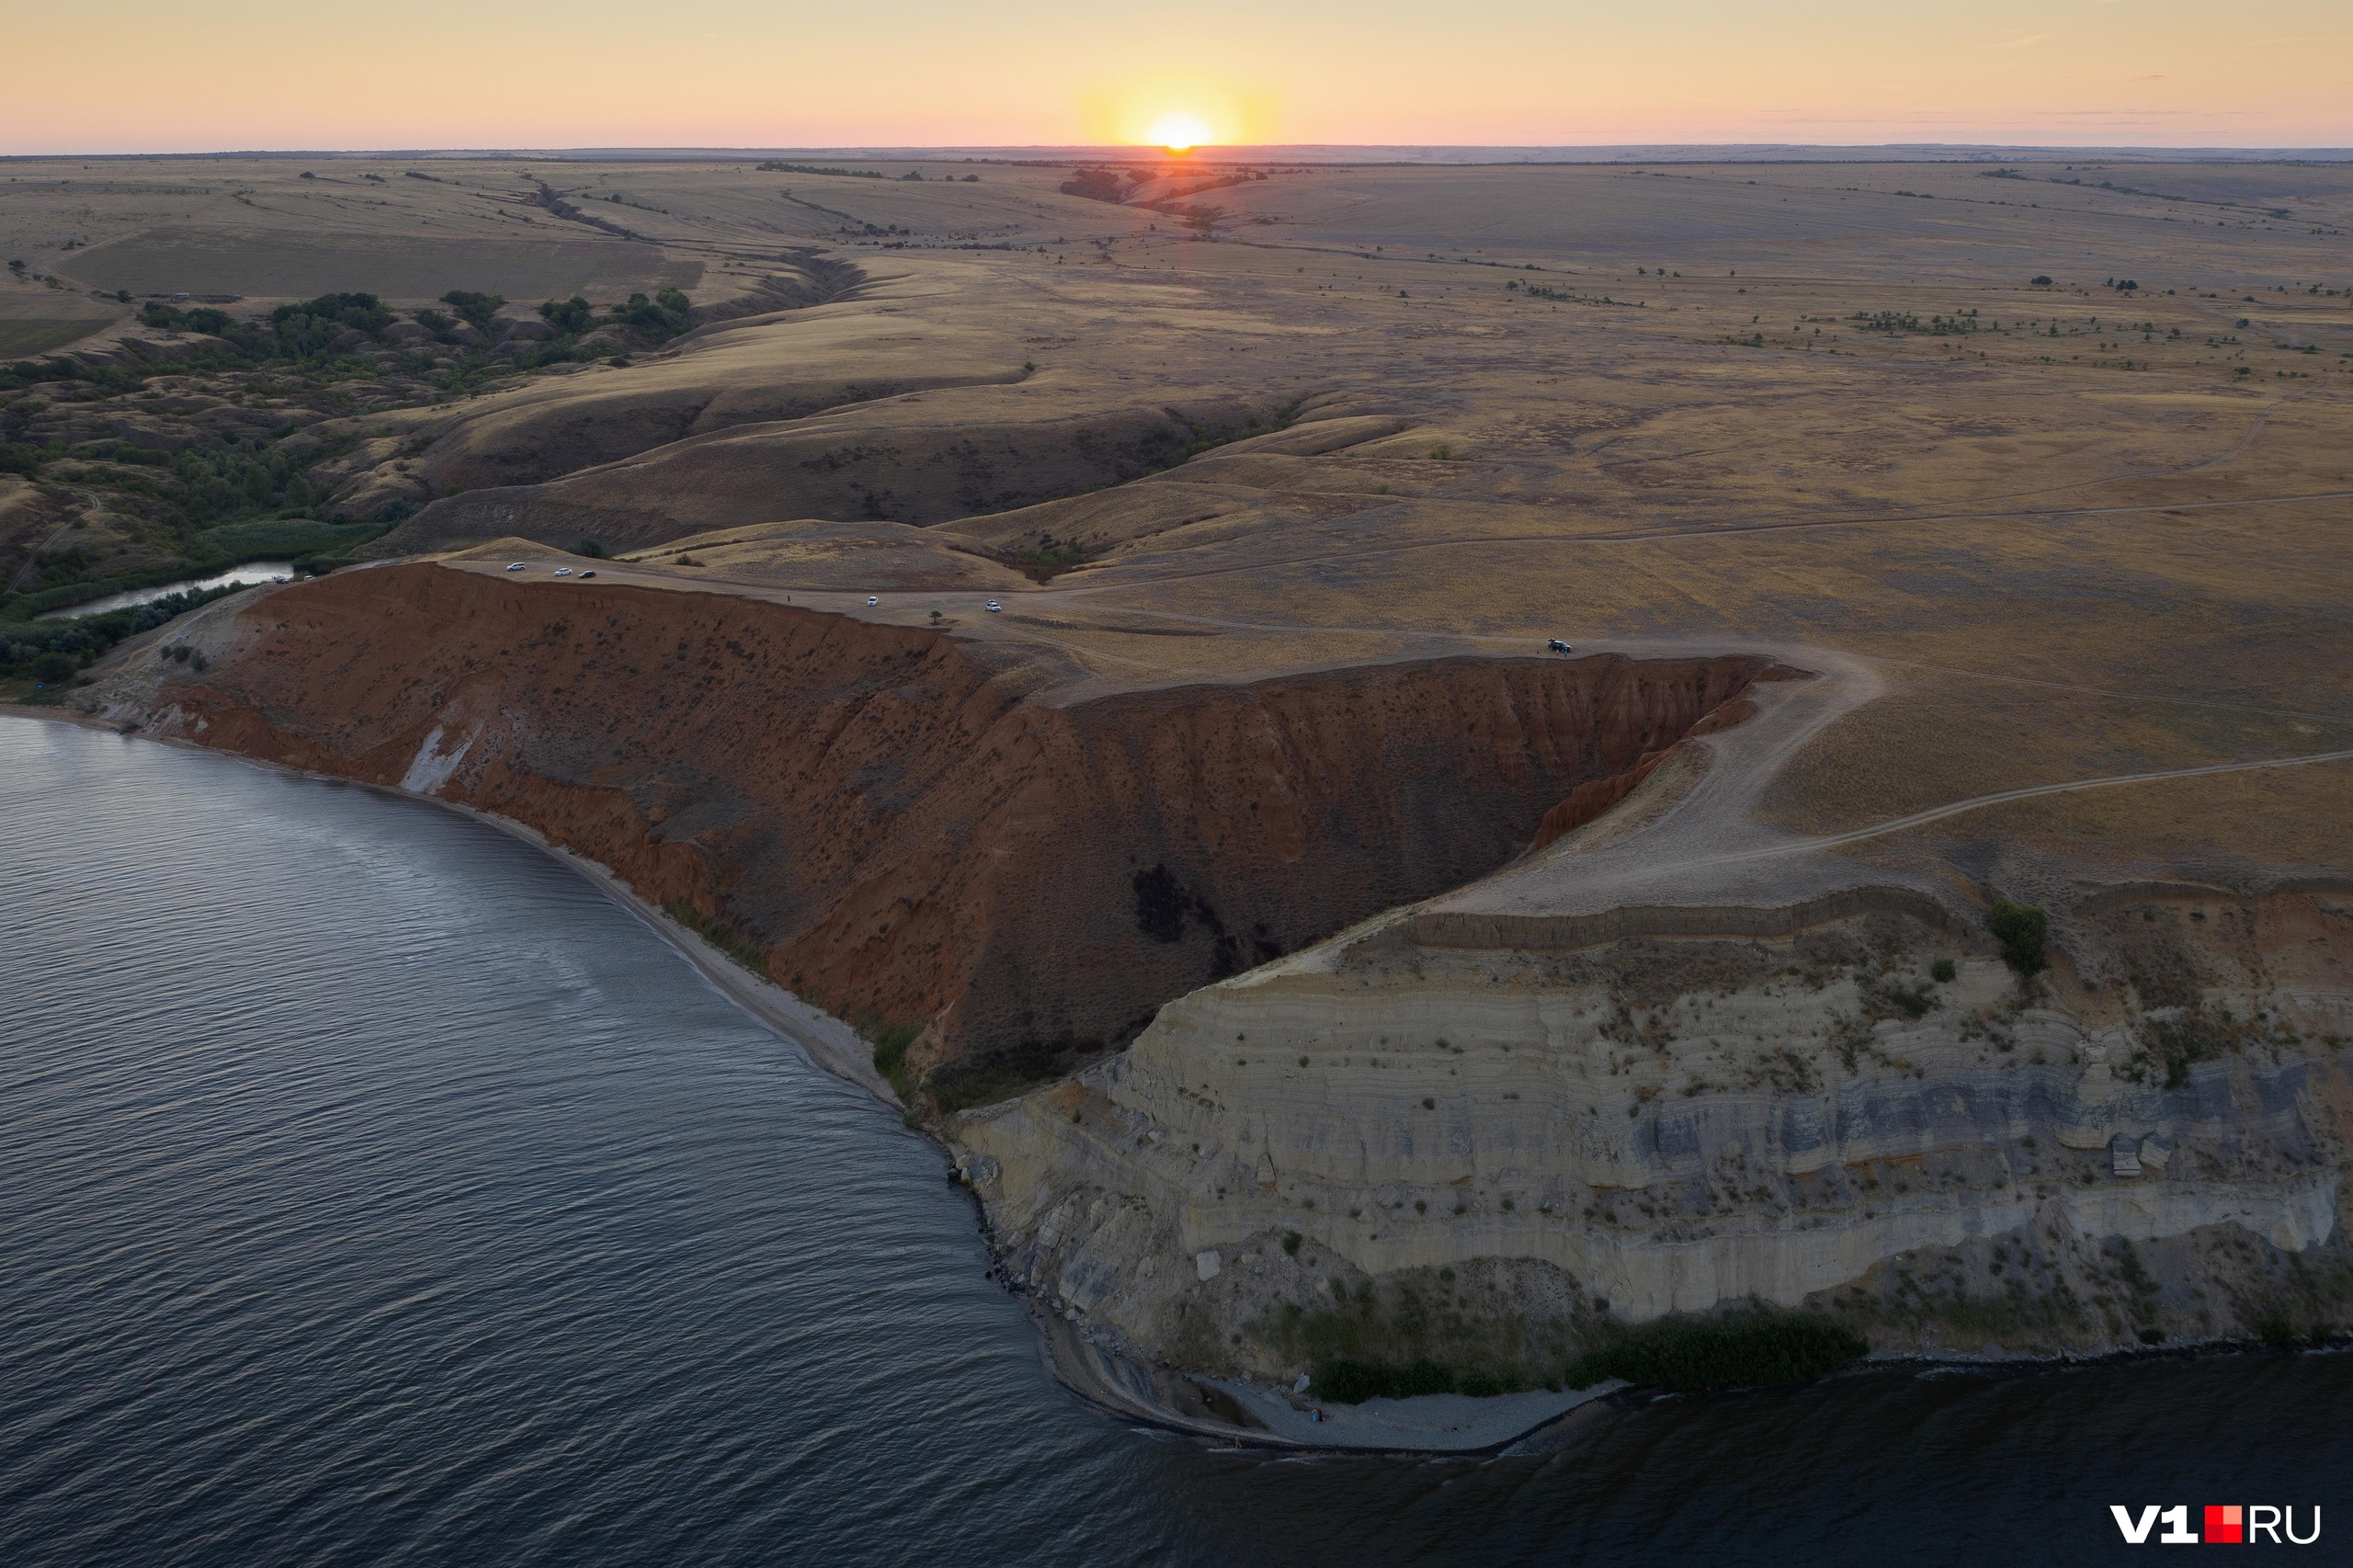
[8, 141, 2353, 165]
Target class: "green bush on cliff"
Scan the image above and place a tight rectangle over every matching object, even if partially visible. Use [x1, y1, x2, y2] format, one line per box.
[660, 899, 767, 976]
[1565, 1308, 1868, 1393]
[1307, 1305, 1864, 1403]
[1314, 1358, 1463, 1403]
[1988, 900, 2049, 973]
[869, 1024, 919, 1101]
[923, 1037, 1096, 1114]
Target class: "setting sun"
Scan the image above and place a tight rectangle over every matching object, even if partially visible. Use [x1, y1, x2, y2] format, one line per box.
[1144, 110, 1212, 152]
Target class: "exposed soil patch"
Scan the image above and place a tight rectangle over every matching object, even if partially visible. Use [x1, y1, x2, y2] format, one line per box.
[140, 564, 1769, 1095]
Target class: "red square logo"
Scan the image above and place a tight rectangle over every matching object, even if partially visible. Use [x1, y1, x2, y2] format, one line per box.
[2205, 1505, 2243, 1544]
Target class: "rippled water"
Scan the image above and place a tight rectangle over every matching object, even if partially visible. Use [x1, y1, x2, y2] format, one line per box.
[3, 716, 2345, 1567]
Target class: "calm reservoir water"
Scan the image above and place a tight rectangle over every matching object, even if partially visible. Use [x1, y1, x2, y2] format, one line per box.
[2, 715, 2344, 1566]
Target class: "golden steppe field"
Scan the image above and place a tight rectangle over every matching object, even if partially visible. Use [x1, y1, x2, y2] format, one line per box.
[6, 152, 2351, 886]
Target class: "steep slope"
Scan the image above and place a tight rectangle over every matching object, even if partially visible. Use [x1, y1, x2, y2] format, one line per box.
[110, 563, 1772, 1099]
[952, 885, 2353, 1381]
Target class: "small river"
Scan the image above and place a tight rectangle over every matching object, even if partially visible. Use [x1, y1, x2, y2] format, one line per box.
[36, 562, 296, 619]
[1, 715, 2343, 1566]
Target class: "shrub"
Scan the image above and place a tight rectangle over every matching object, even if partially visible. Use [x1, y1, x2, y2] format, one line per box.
[1283, 1232, 1302, 1256]
[1931, 959, 1957, 983]
[923, 1036, 1095, 1114]
[574, 539, 606, 558]
[1313, 1358, 1459, 1403]
[660, 898, 767, 976]
[1988, 900, 2049, 973]
[869, 1024, 919, 1100]
[1058, 168, 1125, 203]
[1566, 1308, 1867, 1392]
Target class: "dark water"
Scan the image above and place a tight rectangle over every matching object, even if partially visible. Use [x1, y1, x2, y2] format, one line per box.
[2, 716, 2343, 1567]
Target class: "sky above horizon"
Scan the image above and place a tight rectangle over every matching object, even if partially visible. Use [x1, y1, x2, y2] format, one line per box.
[6, 0, 2348, 154]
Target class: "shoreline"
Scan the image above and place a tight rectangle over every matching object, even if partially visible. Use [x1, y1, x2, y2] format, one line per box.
[11, 701, 2347, 1458]
[1029, 1301, 1635, 1455]
[0, 703, 900, 1108]
[9, 700, 1625, 1455]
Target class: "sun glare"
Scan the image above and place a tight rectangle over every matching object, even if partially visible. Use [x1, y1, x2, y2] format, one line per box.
[1145, 111, 1212, 152]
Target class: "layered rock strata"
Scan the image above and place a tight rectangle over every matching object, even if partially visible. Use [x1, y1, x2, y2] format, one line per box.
[952, 886, 2353, 1373]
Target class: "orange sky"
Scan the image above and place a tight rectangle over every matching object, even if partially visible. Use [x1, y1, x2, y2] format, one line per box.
[7, 0, 2349, 153]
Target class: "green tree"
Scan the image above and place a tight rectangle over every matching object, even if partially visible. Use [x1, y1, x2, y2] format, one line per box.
[1988, 900, 2049, 973]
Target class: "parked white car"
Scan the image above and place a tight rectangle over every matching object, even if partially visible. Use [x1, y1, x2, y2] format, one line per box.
[554, 567, 573, 577]
[506, 562, 526, 572]
[867, 596, 879, 606]
[985, 600, 1002, 612]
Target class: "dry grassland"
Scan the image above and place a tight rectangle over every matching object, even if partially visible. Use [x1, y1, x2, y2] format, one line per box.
[8, 152, 2350, 883]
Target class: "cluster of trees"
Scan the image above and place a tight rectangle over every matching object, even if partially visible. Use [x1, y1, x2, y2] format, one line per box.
[756, 160, 978, 183]
[135, 280, 697, 377]
[1518, 283, 1621, 306]
[0, 431, 354, 590]
[141, 290, 523, 359]
[538, 295, 597, 334]
[607, 289, 694, 339]
[534, 286, 693, 344]
[1850, 310, 1981, 336]
[1058, 168, 1129, 202]
[0, 583, 244, 684]
[758, 161, 884, 178]
[436, 290, 506, 332]
[139, 290, 399, 362]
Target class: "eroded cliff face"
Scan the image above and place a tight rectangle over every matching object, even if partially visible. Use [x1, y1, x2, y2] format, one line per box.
[951, 887, 2353, 1378]
[109, 564, 1769, 1096]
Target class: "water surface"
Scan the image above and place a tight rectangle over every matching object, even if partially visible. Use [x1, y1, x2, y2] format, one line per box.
[37, 562, 295, 619]
[2, 716, 2343, 1566]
